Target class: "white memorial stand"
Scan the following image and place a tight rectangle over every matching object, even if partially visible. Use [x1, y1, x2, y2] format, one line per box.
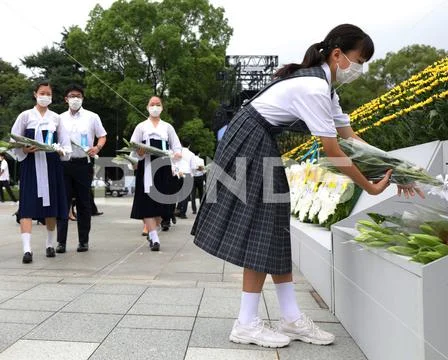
[290, 141, 448, 360]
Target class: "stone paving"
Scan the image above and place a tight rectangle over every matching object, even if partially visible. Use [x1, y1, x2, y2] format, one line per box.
[0, 198, 367, 360]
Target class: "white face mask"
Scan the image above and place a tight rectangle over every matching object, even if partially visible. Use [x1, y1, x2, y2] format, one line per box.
[36, 95, 52, 107]
[148, 105, 162, 118]
[68, 97, 83, 111]
[336, 53, 363, 84]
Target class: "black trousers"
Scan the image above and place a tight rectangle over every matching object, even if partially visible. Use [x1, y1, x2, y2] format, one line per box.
[177, 175, 194, 215]
[0, 180, 17, 202]
[57, 159, 93, 245]
[191, 175, 205, 213]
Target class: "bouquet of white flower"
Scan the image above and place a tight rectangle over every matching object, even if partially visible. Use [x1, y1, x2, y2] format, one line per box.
[9, 134, 67, 156]
[286, 160, 362, 229]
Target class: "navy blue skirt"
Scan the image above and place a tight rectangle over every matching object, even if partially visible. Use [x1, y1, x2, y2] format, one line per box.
[18, 129, 68, 220]
[130, 139, 173, 219]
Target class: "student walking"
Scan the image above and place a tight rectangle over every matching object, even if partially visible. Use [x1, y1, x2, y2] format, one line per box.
[56, 84, 107, 253]
[130, 96, 182, 251]
[11, 81, 71, 264]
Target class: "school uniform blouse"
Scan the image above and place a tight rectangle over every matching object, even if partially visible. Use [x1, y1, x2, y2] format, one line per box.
[130, 119, 182, 193]
[251, 63, 350, 137]
[11, 107, 71, 206]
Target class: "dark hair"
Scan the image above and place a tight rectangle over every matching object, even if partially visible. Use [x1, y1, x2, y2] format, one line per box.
[64, 84, 85, 97]
[34, 80, 52, 93]
[182, 139, 191, 147]
[275, 24, 374, 79]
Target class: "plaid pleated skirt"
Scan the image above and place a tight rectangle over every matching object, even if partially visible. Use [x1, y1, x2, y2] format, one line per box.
[192, 104, 291, 275]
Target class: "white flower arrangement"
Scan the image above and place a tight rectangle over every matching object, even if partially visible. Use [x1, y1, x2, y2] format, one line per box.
[286, 160, 359, 228]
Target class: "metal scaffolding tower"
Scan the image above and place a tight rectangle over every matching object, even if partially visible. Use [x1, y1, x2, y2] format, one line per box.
[213, 55, 278, 132]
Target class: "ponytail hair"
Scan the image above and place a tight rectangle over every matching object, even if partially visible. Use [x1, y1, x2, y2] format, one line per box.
[274, 24, 374, 79]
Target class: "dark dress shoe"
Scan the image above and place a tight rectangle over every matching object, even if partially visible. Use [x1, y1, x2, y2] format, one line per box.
[178, 214, 187, 219]
[92, 212, 103, 216]
[171, 216, 177, 224]
[56, 244, 66, 253]
[46, 247, 56, 258]
[22, 252, 33, 264]
[192, 211, 197, 215]
[151, 242, 160, 251]
[77, 243, 89, 252]
[161, 224, 170, 231]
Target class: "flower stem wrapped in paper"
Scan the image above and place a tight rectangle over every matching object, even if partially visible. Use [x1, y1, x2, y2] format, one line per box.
[9, 133, 67, 156]
[117, 138, 171, 158]
[112, 154, 138, 170]
[70, 140, 99, 161]
[319, 138, 446, 200]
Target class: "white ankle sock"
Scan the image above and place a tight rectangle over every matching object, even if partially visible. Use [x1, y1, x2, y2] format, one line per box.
[275, 282, 302, 323]
[46, 230, 55, 248]
[21, 233, 31, 253]
[238, 291, 261, 325]
[149, 230, 160, 244]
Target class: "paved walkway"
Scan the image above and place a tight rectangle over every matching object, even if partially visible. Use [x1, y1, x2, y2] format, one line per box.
[0, 198, 366, 360]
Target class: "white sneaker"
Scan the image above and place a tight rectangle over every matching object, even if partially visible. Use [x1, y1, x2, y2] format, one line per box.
[278, 314, 335, 345]
[229, 317, 291, 348]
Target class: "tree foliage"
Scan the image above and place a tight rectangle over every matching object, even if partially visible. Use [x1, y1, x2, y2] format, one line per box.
[0, 59, 32, 139]
[65, 0, 232, 138]
[178, 118, 215, 158]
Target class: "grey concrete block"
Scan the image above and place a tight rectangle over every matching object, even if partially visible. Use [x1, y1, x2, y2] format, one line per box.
[196, 281, 241, 289]
[0, 281, 37, 291]
[14, 284, 91, 301]
[138, 287, 203, 305]
[203, 288, 242, 298]
[277, 336, 367, 360]
[25, 312, 122, 342]
[0, 309, 53, 324]
[89, 328, 190, 360]
[185, 347, 278, 360]
[86, 284, 147, 295]
[0, 299, 67, 312]
[129, 303, 198, 317]
[118, 315, 195, 330]
[155, 272, 223, 282]
[0, 339, 99, 360]
[62, 293, 139, 314]
[0, 289, 22, 302]
[0, 323, 35, 352]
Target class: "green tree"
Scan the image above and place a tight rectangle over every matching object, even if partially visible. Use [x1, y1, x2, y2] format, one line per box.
[65, 0, 233, 136]
[21, 36, 125, 155]
[338, 45, 448, 112]
[21, 41, 85, 114]
[0, 59, 32, 139]
[178, 118, 215, 158]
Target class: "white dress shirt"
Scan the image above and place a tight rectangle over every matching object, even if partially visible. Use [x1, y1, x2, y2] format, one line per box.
[251, 63, 350, 137]
[60, 107, 107, 159]
[173, 147, 196, 175]
[0, 160, 9, 181]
